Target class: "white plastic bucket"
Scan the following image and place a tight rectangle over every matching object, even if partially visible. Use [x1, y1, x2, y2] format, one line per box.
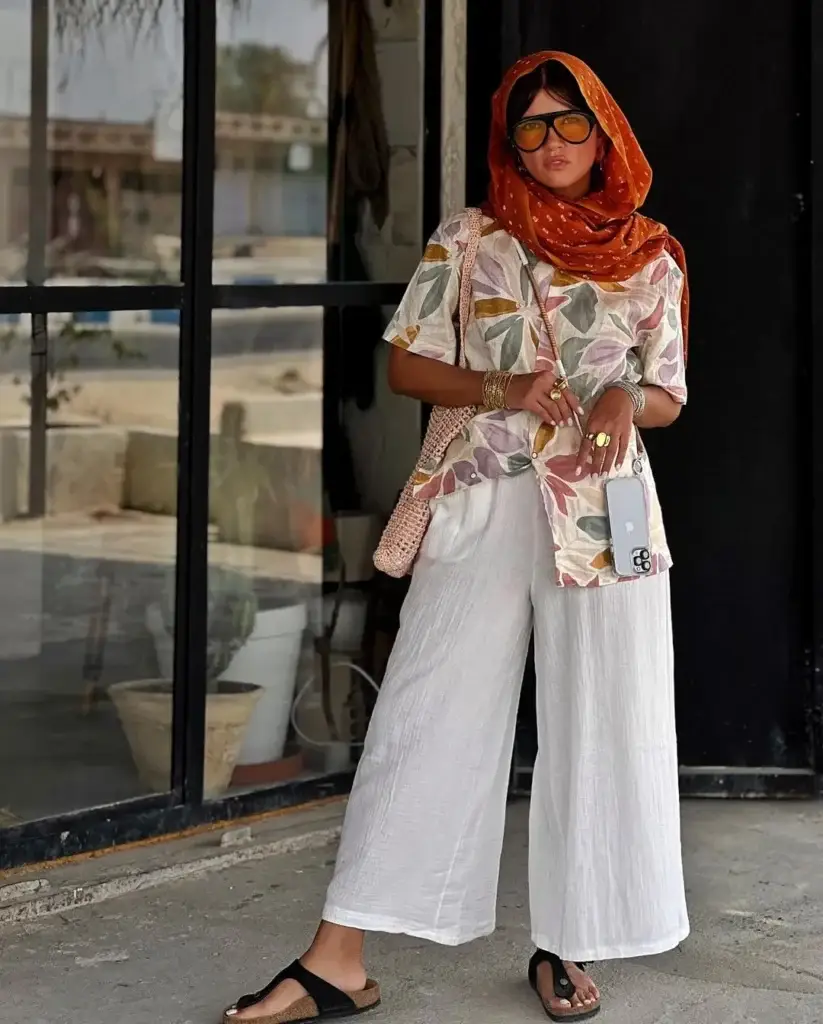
[223, 603, 308, 766]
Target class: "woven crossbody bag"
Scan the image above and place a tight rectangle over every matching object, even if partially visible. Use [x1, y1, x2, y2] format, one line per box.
[373, 208, 483, 578]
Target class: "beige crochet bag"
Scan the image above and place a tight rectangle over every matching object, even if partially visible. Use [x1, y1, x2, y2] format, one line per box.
[373, 207, 483, 578]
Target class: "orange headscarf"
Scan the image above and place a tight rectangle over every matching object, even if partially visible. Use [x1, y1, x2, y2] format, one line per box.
[487, 51, 689, 348]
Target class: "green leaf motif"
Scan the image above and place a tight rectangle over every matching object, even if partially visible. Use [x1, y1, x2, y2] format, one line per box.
[417, 265, 447, 284]
[561, 284, 597, 333]
[507, 453, 533, 474]
[485, 314, 520, 341]
[609, 312, 633, 339]
[559, 336, 591, 377]
[418, 266, 452, 320]
[577, 515, 610, 541]
[574, 373, 601, 404]
[500, 319, 524, 370]
[667, 308, 679, 329]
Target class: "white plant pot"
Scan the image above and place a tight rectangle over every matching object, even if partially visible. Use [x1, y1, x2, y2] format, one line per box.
[224, 603, 308, 766]
[145, 601, 308, 768]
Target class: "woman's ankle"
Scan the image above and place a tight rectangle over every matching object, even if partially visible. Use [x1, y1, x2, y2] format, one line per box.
[302, 921, 367, 979]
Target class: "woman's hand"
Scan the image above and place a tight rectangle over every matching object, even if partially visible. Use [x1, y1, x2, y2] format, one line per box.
[506, 371, 583, 427]
[576, 386, 635, 477]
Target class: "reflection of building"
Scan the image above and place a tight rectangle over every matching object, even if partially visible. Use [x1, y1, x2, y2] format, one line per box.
[0, 111, 327, 272]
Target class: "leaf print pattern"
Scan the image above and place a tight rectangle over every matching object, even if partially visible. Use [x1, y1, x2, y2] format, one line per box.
[561, 284, 598, 332]
[577, 516, 610, 541]
[423, 243, 449, 262]
[532, 424, 556, 455]
[476, 298, 519, 318]
[609, 312, 634, 339]
[500, 318, 524, 370]
[636, 295, 666, 332]
[419, 266, 452, 320]
[382, 209, 686, 587]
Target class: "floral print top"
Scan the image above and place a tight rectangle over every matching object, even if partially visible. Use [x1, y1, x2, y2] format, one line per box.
[384, 210, 687, 588]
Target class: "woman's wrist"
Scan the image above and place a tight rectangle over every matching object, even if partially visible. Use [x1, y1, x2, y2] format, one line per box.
[607, 379, 646, 420]
[482, 370, 514, 410]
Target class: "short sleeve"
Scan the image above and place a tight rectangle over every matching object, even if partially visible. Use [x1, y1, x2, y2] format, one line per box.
[383, 211, 473, 364]
[629, 254, 687, 404]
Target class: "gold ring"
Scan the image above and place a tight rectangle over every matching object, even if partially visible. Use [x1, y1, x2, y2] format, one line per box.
[594, 432, 611, 449]
[550, 389, 564, 402]
[552, 377, 569, 392]
[585, 432, 597, 442]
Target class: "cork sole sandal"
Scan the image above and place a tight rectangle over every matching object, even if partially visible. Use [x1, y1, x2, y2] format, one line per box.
[528, 950, 601, 1022]
[223, 960, 381, 1024]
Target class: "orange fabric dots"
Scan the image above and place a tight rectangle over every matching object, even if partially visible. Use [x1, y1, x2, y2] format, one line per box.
[483, 49, 690, 354]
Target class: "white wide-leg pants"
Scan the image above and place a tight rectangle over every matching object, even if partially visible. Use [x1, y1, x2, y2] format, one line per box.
[324, 473, 690, 961]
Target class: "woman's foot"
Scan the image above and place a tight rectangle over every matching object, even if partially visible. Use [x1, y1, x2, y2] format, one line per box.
[528, 951, 601, 1020]
[230, 923, 367, 1021]
[535, 959, 600, 1015]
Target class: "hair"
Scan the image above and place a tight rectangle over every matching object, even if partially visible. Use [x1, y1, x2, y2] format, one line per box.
[506, 60, 593, 132]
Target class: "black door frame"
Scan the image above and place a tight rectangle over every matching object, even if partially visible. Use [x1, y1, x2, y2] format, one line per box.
[0, 0, 444, 870]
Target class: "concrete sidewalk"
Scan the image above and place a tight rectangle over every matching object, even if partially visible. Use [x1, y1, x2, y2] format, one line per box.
[1, 799, 822, 1024]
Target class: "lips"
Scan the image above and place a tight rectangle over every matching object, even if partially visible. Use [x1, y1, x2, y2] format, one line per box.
[547, 158, 570, 170]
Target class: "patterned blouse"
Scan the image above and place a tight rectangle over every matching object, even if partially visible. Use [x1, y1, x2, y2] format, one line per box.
[384, 210, 687, 588]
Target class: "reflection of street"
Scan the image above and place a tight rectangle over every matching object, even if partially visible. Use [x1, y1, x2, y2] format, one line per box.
[0, 308, 323, 374]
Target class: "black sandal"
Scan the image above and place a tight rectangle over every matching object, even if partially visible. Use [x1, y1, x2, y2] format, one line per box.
[223, 960, 381, 1024]
[528, 950, 601, 1022]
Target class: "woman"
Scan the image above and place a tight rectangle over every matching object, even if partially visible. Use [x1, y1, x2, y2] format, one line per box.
[225, 51, 689, 1024]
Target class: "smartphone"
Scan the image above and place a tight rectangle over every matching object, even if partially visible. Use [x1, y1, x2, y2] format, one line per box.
[605, 476, 652, 578]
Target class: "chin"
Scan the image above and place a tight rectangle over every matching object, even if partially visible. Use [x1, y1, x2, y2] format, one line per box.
[537, 170, 587, 193]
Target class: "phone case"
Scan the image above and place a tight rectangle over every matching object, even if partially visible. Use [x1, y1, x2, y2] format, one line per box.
[604, 476, 652, 578]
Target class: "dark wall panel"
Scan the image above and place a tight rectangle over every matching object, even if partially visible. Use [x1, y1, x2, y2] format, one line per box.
[472, 1, 813, 771]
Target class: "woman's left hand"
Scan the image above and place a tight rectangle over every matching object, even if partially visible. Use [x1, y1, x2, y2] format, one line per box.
[576, 387, 635, 477]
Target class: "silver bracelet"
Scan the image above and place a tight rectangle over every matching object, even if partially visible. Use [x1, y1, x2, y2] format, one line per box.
[609, 379, 647, 419]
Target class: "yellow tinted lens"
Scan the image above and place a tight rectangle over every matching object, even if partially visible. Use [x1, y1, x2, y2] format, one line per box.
[514, 119, 547, 151]
[556, 113, 591, 143]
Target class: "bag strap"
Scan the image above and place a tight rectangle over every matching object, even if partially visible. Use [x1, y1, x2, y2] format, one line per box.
[456, 207, 483, 369]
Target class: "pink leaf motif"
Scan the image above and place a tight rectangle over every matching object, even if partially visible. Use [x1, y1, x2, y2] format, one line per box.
[441, 470, 457, 495]
[636, 296, 665, 332]
[657, 362, 677, 384]
[650, 260, 669, 285]
[415, 473, 443, 500]
[560, 572, 578, 587]
[538, 295, 568, 313]
[476, 420, 523, 454]
[584, 339, 627, 367]
[474, 447, 506, 478]
[545, 454, 583, 483]
[544, 472, 577, 517]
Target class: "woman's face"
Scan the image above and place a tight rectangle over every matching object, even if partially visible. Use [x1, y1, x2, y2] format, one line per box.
[515, 89, 602, 200]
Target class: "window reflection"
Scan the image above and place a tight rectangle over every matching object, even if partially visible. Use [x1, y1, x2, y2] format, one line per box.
[0, 308, 179, 823]
[0, 1, 183, 282]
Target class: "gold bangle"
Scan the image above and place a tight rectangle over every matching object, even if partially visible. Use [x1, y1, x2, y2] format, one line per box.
[482, 370, 513, 410]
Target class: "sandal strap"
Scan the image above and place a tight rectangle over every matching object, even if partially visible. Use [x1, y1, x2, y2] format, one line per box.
[235, 960, 357, 1016]
[528, 950, 586, 1002]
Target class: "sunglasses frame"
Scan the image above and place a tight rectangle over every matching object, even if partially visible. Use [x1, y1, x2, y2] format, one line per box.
[510, 110, 598, 152]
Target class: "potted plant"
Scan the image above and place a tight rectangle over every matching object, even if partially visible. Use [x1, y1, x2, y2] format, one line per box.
[109, 567, 263, 799]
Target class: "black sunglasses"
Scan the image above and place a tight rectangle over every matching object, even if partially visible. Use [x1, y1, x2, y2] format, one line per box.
[511, 110, 597, 152]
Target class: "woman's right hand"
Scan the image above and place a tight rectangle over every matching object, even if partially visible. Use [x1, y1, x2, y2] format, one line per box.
[506, 371, 583, 427]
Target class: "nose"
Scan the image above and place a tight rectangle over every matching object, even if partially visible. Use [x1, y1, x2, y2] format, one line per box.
[545, 126, 566, 151]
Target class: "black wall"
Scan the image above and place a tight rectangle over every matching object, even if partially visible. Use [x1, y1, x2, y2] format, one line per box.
[470, 0, 820, 782]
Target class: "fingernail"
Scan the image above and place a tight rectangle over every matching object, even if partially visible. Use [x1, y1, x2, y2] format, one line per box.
[559, 1001, 572, 1008]
[575, 467, 582, 476]
[567, 418, 573, 427]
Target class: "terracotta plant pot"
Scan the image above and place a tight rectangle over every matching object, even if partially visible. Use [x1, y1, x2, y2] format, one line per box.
[109, 679, 262, 799]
